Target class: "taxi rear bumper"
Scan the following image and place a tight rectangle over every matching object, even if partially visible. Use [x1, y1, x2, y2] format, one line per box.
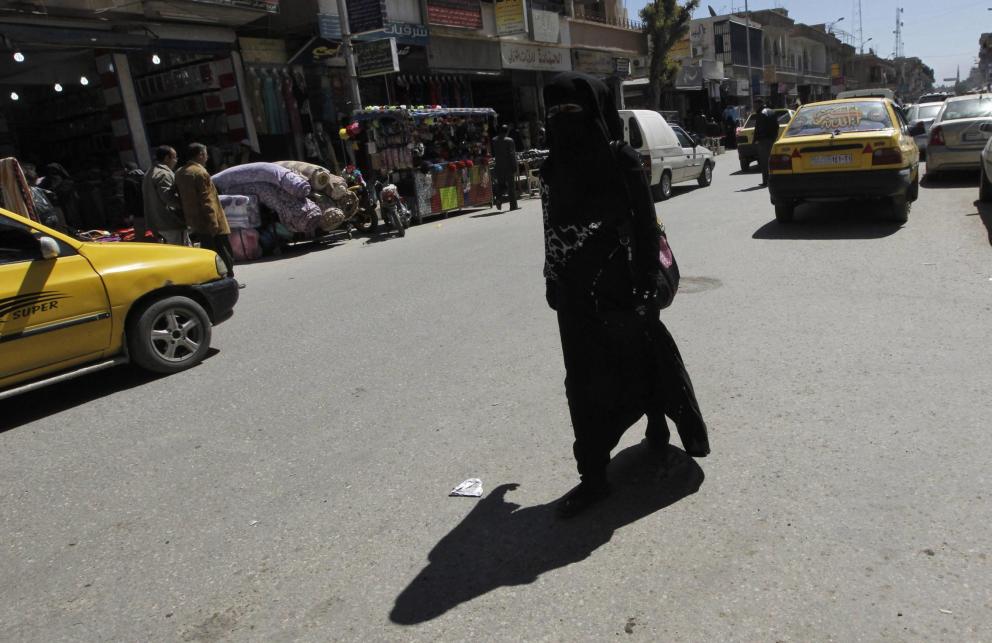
[769, 167, 915, 204]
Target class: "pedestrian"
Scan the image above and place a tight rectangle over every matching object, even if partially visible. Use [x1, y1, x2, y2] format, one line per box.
[753, 99, 779, 186]
[142, 145, 189, 246]
[492, 124, 519, 211]
[541, 72, 708, 519]
[175, 142, 234, 276]
[122, 162, 146, 240]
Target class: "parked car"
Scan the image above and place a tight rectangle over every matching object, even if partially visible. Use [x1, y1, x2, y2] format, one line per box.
[619, 109, 715, 201]
[917, 92, 951, 104]
[905, 102, 944, 158]
[0, 208, 239, 401]
[736, 109, 794, 171]
[925, 93, 992, 177]
[767, 97, 922, 224]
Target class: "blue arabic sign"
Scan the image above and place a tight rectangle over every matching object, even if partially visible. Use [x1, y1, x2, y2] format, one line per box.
[318, 14, 429, 47]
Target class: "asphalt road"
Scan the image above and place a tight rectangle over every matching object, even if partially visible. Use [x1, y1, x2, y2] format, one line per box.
[2, 158, 991, 641]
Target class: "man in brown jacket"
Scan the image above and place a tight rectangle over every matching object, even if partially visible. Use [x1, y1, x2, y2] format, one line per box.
[175, 142, 234, 276]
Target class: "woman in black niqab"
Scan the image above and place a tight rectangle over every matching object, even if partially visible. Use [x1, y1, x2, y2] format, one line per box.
[541, 72, 709, 518]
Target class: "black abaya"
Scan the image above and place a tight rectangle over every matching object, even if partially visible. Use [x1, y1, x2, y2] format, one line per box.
[542, 73, 709, 484]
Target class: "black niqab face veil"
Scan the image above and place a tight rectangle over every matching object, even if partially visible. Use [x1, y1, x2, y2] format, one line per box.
[543, 72, 626, 223]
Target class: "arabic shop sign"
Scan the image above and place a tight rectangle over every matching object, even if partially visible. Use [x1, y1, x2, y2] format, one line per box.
[495, 0, 527, 36]
[427, 0, 482, 30]
[346, 0, 387, 35]
[318, 15, 429, 46]
[675, 64, 703, 89]
[500, 42, 570, 72]
[355, 38, 400, 77]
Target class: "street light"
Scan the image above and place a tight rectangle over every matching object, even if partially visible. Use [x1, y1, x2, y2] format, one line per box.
[827, 17, 844, 33]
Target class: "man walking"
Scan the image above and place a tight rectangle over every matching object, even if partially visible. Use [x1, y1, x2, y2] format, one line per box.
[753, 99, 779, 187]
[492, 124, 519, 211]
[175, 143, 234, 276]
[142, 145, 188, 245]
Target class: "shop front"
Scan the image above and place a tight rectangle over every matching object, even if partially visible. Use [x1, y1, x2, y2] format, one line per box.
[427, 36, 506, 117]
[0, 20, 251, 230]
[498, 41, 570, 149]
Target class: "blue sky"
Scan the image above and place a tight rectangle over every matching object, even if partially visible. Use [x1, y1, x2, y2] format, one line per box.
[624, 0, 991, 84]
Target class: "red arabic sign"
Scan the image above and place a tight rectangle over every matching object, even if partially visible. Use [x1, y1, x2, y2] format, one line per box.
[426, 0, 482, 29]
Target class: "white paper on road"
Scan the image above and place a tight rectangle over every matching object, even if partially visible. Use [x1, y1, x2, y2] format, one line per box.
[449, 478, 483, 497]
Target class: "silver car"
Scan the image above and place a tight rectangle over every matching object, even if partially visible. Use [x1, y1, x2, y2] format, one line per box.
[925, 94, 992, 177]
[905, 102, 944, 159]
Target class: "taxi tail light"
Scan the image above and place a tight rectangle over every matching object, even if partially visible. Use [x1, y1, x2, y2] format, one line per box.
[640, 153, 651, 173]
[872, 147, 903, 165]
[929, 126, 945, 146]
[769, 154, 793, 171]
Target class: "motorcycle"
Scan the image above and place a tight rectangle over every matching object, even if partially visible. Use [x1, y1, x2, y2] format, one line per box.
[343, 166, 378, 233]
[377, 182, 411, 237]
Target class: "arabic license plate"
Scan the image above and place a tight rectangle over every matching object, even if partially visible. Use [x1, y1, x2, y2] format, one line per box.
[963, 131, 989, 142]
[810, 154, 853, 166]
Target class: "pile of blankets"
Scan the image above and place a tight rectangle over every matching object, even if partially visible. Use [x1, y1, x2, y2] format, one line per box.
[213, 161, 356, 262]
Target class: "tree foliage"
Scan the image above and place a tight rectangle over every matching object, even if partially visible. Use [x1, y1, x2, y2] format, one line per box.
[640, 0, 699, 108]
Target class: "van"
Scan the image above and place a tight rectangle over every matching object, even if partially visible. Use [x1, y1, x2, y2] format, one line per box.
[619, 109, 715, 200]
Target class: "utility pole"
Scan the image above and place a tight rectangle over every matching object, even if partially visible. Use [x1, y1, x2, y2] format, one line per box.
[336, 0, 363, 111]
[745, 0, 754, 111]
[853, 0, 864, 54]
[892, 6, 904, 59]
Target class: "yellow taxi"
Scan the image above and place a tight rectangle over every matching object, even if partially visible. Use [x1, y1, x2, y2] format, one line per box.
[1, 208, 238, 400]
[767, 98, 923, 223]
[736, 108, 794, 172]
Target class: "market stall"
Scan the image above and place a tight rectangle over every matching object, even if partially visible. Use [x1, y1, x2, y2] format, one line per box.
[344, 106, 496, 220]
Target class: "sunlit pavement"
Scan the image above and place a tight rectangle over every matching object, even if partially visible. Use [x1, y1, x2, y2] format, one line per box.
[2, 158, 990, 640]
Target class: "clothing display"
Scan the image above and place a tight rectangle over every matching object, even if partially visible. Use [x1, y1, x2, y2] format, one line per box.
[0, 157, 37, 221]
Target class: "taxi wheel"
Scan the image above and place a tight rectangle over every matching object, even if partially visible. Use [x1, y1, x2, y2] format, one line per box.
[128, 296, 212, 374]
[888, 196, 911, 224]
[980, 165, 992, 202]
[697, 162, 713, 187]
[774, 202, 795, 223]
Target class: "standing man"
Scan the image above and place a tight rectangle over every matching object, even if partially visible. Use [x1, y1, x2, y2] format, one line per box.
[142, 145, 188, 245]
[753, 99, 779, 187]
[492, 124, 519, 212]
[175, 142, 234, 276]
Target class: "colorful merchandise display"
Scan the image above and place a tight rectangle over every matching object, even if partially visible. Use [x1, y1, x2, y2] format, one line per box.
[344, 106, 496, 219]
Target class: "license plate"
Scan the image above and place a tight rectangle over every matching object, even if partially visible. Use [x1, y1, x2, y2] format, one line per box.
[810, 154, 853, 166]
[963, 131, 989, 142]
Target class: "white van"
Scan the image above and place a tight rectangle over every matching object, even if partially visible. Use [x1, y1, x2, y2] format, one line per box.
[619, 109, 715, 200]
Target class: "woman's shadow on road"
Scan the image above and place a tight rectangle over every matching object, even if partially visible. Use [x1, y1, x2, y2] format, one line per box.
[389, 442, 705, 625]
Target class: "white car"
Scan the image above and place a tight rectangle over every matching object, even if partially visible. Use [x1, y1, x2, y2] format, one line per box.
[905, 102, 943, 159]
[926, 94, 992, 177]
[620, 109, 715, 200]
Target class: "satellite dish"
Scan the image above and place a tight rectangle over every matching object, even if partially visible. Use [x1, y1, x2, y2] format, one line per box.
[708, 5, 717, 17]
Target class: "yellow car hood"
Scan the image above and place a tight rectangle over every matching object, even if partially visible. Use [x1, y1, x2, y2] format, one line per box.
[78, 242, 222, 308]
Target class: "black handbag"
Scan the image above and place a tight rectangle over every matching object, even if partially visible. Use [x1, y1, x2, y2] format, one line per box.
[610, 141, 680, 309]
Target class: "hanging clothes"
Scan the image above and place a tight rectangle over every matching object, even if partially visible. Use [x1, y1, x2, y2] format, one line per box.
[0, 157, 37, 221]
[262, 72, 282, 134]
[248, 69, 268, 135]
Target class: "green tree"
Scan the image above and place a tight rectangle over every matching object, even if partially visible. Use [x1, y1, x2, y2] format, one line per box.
[641, 0, 699, 109]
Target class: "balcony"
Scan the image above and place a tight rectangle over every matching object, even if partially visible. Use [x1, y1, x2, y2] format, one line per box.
[572, 8, 643, 31]
[569, 15, 648, 54]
